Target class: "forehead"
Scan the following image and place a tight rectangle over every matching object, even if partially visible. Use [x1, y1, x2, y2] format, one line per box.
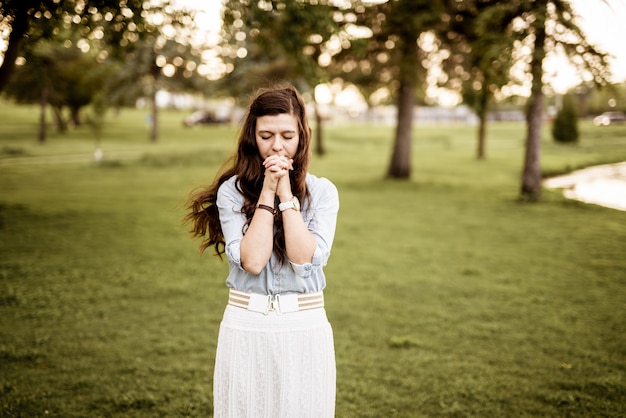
[256, 113, 298, 132]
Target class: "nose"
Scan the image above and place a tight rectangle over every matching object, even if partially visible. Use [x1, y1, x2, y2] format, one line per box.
[271, 137, 283, 152]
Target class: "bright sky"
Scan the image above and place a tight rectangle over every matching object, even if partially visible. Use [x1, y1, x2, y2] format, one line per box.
[568, 0, 626, 82]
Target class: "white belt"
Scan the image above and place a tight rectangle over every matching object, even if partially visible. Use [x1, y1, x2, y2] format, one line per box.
[228, 289, 324, 315]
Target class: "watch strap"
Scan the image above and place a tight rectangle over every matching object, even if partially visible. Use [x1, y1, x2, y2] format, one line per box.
[278, 200, 294, 211]
[256, 203, 277, 215]
[278, 196, 300, 212]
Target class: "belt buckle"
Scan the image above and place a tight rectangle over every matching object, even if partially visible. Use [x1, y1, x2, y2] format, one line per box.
[266, 295, 281, 315]
[246, 293, 283, 315]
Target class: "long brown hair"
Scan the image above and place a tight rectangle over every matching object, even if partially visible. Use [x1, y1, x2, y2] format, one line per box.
[183, 84, 312, 263]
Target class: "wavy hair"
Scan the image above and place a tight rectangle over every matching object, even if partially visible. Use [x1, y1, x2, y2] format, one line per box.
[183, 85, 312, 264]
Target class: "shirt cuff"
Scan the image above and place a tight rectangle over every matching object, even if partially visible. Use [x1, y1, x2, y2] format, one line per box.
[226, 241, 244, 270]
[289, 247, 323, 278]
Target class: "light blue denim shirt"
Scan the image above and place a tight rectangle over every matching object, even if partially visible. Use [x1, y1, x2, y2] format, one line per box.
[216, 173, 339, 296]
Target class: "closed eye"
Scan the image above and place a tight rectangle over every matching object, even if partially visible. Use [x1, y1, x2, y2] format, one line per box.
[258, 131, 296, 140]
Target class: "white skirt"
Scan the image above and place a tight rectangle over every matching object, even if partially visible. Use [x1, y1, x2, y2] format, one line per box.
[213, 305, 336, 418]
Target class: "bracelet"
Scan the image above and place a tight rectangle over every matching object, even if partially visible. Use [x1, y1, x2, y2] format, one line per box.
[255, 203, 277, 215]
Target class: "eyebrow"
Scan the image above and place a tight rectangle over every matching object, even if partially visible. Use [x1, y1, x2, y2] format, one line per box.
[258, 129, 297, 134]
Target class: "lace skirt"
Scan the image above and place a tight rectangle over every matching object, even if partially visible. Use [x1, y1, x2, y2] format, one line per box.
[213, 305, 336, 418]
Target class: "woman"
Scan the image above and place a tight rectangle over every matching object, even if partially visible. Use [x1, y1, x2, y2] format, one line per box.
[184, 85, 339, 417]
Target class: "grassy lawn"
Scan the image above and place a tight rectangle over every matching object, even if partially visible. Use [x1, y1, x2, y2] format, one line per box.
[1, 100, 625, 417]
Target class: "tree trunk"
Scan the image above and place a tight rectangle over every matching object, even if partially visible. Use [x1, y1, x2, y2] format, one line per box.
[313, 100, 325, 156]
[38, 87, 48, 144]
[476, 93, 488, 160]
[52, 106, 68, 133]
[387, 23, 419, 180]
[0, 1, 33, 93]
[150, 88, 158, 143]
[521, 8, 546, 202]
[70, 106, 81, 127]
[387, 80, 414, 179]
[522, 92, 544, 201]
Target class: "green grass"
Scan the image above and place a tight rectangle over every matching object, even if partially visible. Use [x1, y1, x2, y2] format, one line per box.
[1, 100, 626, 417]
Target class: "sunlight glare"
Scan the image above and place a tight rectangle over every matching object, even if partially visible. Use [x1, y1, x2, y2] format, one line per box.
[315, 84, 333, 105]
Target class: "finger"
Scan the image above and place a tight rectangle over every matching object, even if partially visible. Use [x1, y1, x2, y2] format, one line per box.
[266, 159, 290, 171]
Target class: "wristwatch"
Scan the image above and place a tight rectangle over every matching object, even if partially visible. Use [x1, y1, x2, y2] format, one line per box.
[278, 196, 300, 212]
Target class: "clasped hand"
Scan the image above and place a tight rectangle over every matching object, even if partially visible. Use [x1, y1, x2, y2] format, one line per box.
[262, 155, 293, 195]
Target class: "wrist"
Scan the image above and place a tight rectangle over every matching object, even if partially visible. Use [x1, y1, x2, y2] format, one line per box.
[276, 177, 292, 202]
[258, 190, 275, 205]
[276, 186, 293, 202]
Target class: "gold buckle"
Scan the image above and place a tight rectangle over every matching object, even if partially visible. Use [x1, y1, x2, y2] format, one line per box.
[266, 295, 281, 315]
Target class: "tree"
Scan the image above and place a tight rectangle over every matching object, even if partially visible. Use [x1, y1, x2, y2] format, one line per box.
[521, 0, 548, 201]
[327, 5, 402, 111]
[516, 0, 610, 201]
[107, 35, 206, 142]
[0, 0, 150, 93]
[438, 0, 611, 182]
[219, 0, 341, 155]
[552, 93, 579, 143]
[5, 41, 106, 140]
[8, 40, 114, 123]
[2, 40, 54, 142]
[442, 0, 516, 160]
[332, 0, 444, 178]
[1, 0, 205, 143]
[456, 0, 611, 200]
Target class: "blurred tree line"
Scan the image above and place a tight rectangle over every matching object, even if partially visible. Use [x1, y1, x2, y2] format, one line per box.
[0, 0, 623, 201]
[214, 0, 617, 200]
[0, 0, 207, 142]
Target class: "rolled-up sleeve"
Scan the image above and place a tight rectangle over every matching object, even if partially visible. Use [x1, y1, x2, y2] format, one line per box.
[216, 177, 246, 269]
[289, 178, 339, 278]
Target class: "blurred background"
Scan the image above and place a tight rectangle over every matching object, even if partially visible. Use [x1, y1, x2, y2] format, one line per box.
[1, 0, 625, 199]
[1, 1, 626, 417]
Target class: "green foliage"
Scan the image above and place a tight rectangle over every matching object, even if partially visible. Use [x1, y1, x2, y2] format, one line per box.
[583, 82, 626, 115]
[1, 102, 626, 416]
[220, 0, 341, 96]
[552, 93, 579, 143]
[0, 0, 156, 92]
[448, 1, 515, 116]
[327, 0, 444, 105]
[1, 0, 204, 141]
[4, 41, 117, 128]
